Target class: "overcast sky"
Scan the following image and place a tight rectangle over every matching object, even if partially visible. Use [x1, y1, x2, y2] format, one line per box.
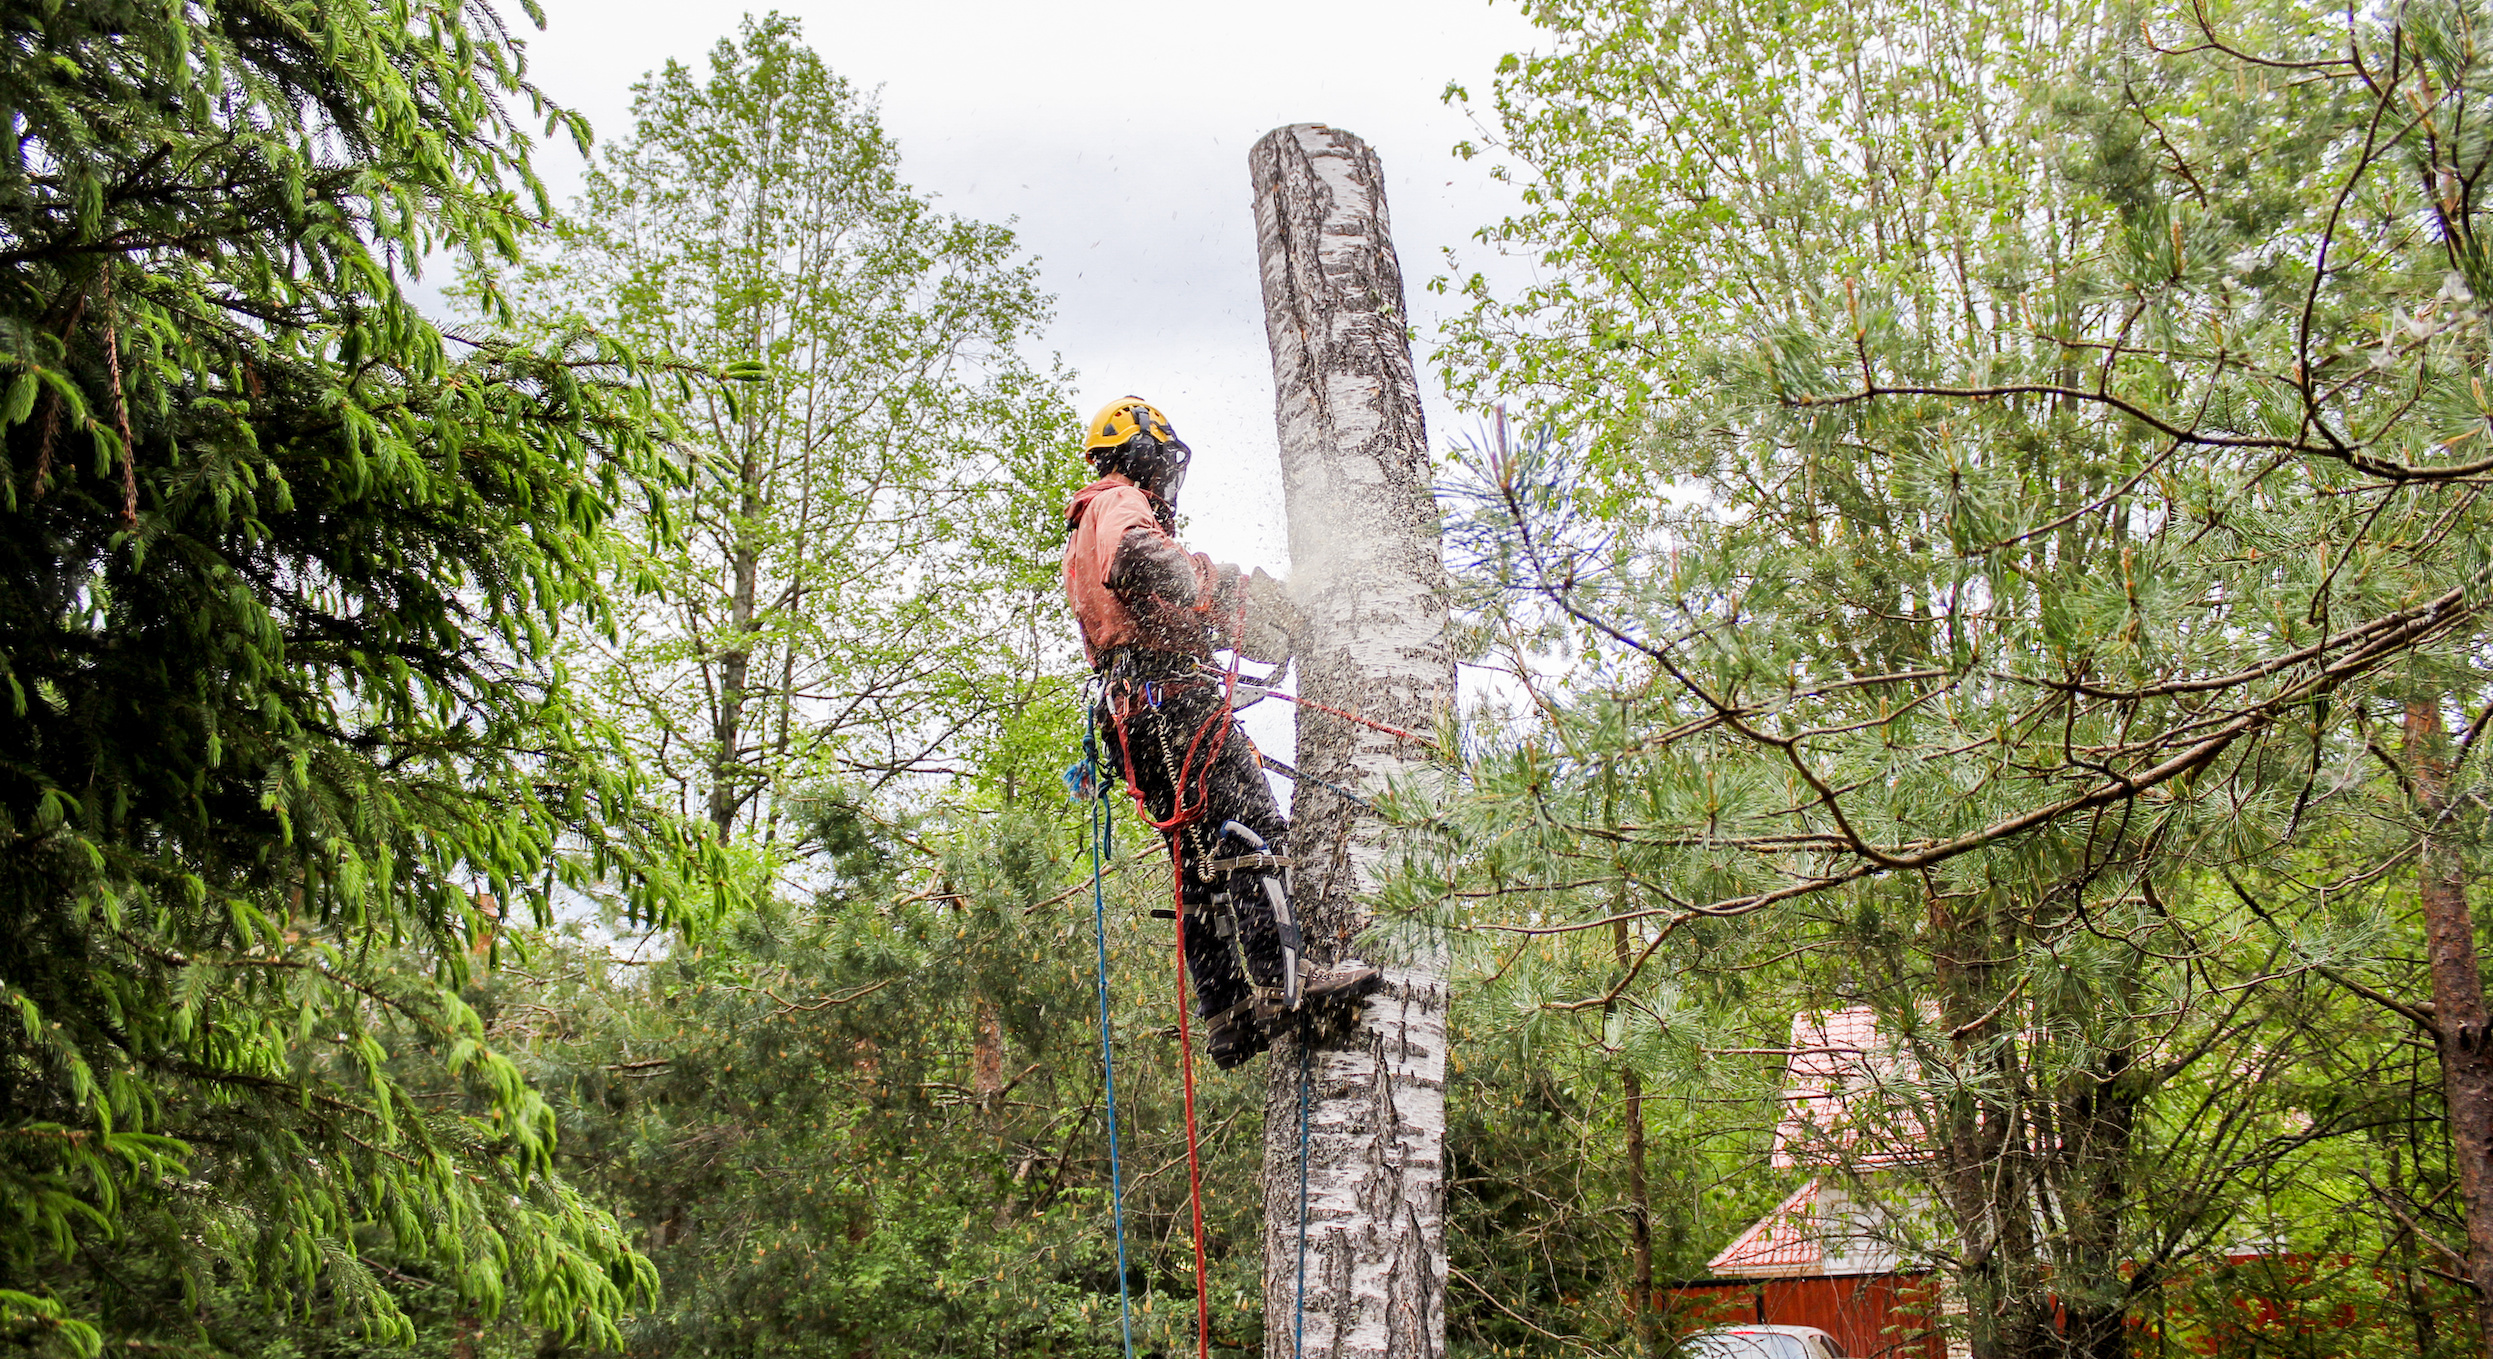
[493, 0, 1546, 765]
[500, 0, 1543, 568]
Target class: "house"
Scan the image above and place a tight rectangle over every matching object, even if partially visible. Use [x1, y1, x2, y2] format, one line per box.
[1670, 1008, 1950, 1359]
[1672, 1008, 2347, 1358]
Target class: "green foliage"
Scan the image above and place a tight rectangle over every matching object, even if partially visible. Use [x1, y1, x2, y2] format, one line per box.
[0, 1, 711, 1351]
[479, 13, 1087, 847]
[483, 805, 1270, 1358]
[1421, 0, 2493, 1353]
[1444, 975, 1787, 1355]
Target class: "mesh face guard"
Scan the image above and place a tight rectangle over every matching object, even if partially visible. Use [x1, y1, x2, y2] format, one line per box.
[1086, 435, 1190, 518]
[1122, 431, 1190, 509]
[1085, 397, 1191, 514]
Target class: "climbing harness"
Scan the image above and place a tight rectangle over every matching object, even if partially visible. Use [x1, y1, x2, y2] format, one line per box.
[1104, 602, 1304, 1033]
[1080, 697, 1137, 1359]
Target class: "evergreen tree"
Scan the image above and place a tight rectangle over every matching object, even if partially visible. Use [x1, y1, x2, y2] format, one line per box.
[0, 2, 714, 1352]
[1422, 0, 2493, 1353]
[485, 805, 1273, 1359]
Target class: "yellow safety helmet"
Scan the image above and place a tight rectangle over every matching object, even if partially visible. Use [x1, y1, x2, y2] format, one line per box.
[1081, 396, 1191, 515]
[1084, 397, 1180, 459]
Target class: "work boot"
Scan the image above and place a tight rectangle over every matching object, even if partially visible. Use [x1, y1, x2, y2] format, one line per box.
[1205, 1013, 1269, 1070]
[1281, 962, 1385, 1045]
[1303, 961, 1383, 1009]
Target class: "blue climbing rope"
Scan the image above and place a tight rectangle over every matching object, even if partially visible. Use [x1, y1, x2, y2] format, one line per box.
[1295, 1039, 1312, 1359]
[1083, 696, 1138, 1359]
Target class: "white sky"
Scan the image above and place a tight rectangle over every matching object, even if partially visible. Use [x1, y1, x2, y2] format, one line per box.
[495, 0, 1547, 765]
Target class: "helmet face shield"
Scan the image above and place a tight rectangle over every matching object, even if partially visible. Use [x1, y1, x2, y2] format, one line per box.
[1084, 397, 1190, 512]
[1132, 436, 1189, 507]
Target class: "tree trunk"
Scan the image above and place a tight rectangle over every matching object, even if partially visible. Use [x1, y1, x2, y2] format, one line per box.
[2056, 1047, 2136, 1359]
[1250, 123, 1457, 1359]
[2405, 698, 2493, 1358]
[1927, 890, 2044, 1359]
[1605, 763, 1655, 1358]
[1614, 918, 1655, 1359]
[973, 992, 1005, 1127]
[709, 521, 758, 837]
[710, 143, 773, 840]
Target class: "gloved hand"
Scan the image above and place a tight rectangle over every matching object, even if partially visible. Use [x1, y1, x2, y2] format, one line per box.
[1190, 557, 1299, 663]
[1237, 567, 1301, 663]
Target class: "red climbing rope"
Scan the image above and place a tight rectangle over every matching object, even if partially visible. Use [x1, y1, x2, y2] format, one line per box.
[1169, 840, 1213, 1359]
[1105, 706, 1218, 1359]
[1268, 689, 1430, 746]
[1097, 591, 1249, 1359]
[1198, 661, 1434, 747]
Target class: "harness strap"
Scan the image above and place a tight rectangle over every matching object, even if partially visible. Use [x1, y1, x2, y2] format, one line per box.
[1206, 853, 1293, 872]
[1200, 994, 1258, 1029]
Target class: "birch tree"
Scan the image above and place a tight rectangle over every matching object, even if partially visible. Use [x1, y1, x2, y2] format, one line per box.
[1250, 123, 1459, 1359]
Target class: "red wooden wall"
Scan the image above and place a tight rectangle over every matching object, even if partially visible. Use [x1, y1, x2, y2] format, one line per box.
[1668, 1274, 1944, 1359]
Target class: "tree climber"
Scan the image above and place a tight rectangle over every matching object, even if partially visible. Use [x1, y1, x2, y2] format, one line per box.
[1064, 397, 1381, 1068]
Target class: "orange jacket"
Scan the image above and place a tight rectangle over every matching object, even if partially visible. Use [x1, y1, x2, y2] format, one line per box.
[1062, 475, 1245, 667]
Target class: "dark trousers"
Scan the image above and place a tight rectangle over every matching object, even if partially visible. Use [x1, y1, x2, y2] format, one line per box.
[1099, 669, 1288, 1024]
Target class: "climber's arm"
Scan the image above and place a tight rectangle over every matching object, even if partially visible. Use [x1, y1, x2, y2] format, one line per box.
[1103, 509, 1303, 662]
[1107, 527, 1200, 606]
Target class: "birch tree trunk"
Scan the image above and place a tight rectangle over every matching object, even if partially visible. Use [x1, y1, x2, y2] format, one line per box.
[1249, 122, 1456, 1359]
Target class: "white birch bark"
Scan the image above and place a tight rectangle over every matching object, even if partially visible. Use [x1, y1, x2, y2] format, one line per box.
[1249, 123, 1456, 1359]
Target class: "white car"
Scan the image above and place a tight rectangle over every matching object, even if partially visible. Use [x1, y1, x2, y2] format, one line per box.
[1681, 1324, 1847, 1359]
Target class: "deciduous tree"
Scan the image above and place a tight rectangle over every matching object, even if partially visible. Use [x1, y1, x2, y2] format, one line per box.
[489, 14, 1082, 850]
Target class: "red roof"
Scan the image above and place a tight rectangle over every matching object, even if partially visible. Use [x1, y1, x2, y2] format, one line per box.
[1709, 1179, 1826, 1275]
[1771, 1008, 1930, 1170]
[1707, 1177, 1908, 1278]
[1709, 1008, 1932, 1282]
